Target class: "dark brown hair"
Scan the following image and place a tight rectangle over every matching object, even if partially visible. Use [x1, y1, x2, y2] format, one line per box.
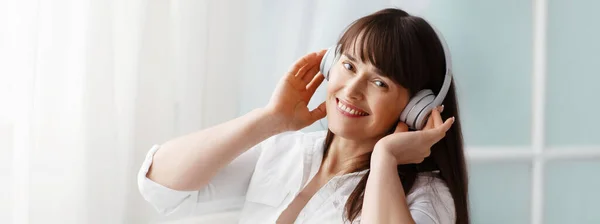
[322, 8, 470, 224]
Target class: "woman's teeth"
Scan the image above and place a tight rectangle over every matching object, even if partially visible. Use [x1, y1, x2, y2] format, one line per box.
[337, 101, 368, 116]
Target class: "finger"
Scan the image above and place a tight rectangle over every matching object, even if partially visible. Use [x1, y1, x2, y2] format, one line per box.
[302, 63, 320, 84]
[306, 73, 325, 96]
[432, 107, 443, 127]
[424, 113, 435, 130]
[309, 101, 327, 121]
[422, 128, 445, 144]
[427, 116, 455, 142]
[288, 55, 311, 77]
[422, 148, 431, 159]
[425, 105, 443, 130]
[439, 116, 455, 133]
[394, 121, 409, 133]
[295, 51, 326, 80]
[295, 62, 312, 78]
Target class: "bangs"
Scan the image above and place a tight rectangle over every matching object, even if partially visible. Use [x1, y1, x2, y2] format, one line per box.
[336, 9, 444, 95]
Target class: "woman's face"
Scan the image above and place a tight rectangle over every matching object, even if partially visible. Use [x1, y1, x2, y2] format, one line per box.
[325, 50, 411, 141]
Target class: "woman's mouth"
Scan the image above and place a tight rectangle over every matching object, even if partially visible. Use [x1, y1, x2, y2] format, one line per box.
[336, 98, 369, 117]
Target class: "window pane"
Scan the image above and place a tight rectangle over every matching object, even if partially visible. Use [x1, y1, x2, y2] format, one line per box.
[469, 162, 531, 224]
[546, 0, 600, 146]
[545, 161, 600, 224]
[423, 0, 532, 146]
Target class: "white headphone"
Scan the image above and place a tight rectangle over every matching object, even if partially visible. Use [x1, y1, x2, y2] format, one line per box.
[319, 21, 453, 130]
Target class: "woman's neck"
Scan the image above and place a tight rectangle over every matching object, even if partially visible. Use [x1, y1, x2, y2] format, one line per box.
[320, 135, 379, 177]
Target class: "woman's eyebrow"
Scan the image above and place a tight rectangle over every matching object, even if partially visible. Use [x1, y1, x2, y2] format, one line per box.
[343, 53, 358, 62]
[343, 53, 386, 77]
[372, 67, 385, 77]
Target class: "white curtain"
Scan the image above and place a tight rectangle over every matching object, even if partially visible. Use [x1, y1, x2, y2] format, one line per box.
[0, 0, 429, 223]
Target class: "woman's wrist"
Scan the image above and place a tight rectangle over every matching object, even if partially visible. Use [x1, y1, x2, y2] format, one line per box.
[371, 147, 397, 170]
[256, 107, 289, 134]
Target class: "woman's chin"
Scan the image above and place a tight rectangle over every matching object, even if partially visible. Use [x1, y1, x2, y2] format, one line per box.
[328, 123, 365, 139]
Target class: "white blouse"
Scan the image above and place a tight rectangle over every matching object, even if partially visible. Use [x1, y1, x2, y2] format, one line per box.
[138, 130, 456, 224]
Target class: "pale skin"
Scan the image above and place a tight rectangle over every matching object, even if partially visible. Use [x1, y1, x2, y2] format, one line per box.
[146, 49, 453, 223]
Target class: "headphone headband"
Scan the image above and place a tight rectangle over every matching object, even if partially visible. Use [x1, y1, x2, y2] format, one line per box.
[426, 20, 453, 108]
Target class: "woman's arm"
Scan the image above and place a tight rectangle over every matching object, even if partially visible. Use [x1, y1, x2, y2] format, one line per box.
[361, 149, 415, 224]
[147, 108, 285, 191]
[146, 50, 327, 192]
[363, 107, 454, 223]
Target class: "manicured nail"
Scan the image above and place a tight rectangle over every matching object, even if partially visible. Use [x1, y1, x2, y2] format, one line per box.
[451, 116, 455, 123]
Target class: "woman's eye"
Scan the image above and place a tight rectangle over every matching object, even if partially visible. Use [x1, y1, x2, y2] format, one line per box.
[374, 80, 387, 88]
[343, 62, 354, 71]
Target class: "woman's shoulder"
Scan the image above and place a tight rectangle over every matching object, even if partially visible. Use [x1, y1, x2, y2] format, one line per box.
[406, 173, 456, 224]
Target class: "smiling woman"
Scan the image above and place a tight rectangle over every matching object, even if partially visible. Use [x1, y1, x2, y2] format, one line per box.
[138, 7, 468, 224]
[316, 8, 467, 224]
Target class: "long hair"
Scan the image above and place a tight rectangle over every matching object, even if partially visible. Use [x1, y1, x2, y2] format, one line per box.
[321, 8, 470, 224]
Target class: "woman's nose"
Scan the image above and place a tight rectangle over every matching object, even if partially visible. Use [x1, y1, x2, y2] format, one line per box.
[343, 77, 365, 101]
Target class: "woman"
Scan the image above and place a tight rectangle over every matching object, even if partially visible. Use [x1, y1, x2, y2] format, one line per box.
[138, 8, 469, 224]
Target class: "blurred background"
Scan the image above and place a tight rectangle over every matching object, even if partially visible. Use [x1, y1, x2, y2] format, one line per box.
[1, 0, 599, 223]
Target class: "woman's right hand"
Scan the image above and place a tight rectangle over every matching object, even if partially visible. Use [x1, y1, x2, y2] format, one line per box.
[265, 49, 328, 132]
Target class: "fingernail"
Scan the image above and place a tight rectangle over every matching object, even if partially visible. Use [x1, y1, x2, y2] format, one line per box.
[451, 116, 455, 123]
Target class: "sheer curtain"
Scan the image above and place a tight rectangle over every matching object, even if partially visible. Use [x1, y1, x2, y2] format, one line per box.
[0, 0, 429, 223]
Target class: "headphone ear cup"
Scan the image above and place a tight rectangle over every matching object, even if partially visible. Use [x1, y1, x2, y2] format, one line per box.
[320, 46, 338, 81]
[400, 89, 435, 130]
[413, 103, 435, 130]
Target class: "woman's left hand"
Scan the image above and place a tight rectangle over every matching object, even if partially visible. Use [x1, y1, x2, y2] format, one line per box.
[373, 106, 455, 165]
